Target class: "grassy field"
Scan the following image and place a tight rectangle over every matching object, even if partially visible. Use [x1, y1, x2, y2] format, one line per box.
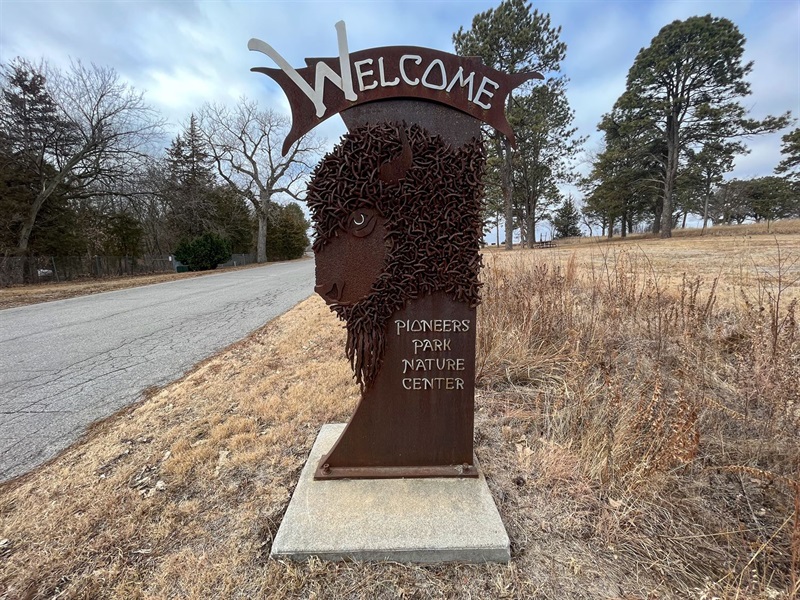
[1, 224, 799, 599]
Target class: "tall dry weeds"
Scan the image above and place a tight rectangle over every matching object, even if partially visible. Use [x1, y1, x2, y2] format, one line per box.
[477, 246, 800, 597]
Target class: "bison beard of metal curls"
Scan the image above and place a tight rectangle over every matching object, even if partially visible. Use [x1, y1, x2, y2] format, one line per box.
[308, 109, 486, 480]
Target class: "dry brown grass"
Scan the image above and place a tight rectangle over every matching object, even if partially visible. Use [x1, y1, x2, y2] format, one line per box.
[504, 233, 800, 308]
[0, 296, 361, 599]
[478, 238, 799, 598]
[2, 231, 799, 599]
[0, 261, 278, 310]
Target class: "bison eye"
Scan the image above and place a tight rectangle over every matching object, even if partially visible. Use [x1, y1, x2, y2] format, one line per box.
[348, 208, 378, 238]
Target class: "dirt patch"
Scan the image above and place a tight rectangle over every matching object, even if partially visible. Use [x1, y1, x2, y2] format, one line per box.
[0, 260, 308, 310]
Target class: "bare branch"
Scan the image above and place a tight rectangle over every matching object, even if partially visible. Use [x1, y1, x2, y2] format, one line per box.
[197, 97, 323, 262]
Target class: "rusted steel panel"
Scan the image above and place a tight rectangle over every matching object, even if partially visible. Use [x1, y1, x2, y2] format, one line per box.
[308, 102, 484, 479]
[248, 23, 536, 479]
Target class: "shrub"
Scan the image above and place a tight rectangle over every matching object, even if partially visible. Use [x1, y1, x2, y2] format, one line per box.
[174, 232, 232, 271]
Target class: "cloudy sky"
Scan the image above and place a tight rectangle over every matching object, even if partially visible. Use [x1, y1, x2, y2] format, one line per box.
[1, 0, 798, 199]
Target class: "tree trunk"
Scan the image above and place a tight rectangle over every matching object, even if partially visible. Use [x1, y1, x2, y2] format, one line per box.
[16, 188, 51, 256]
[681, 210, 687, 229]
[653, 195, 663, 235]
[257, 203, 268, 263]
[660, 114, 679, 239]
[502, 136, 514, 251]
[495, 210, 500, 246]
[701, 192, 709, 234]
[525, 195, 535, 250]
[660, 182, 674, 238]
[16, 149, 85, 257]
[621, 209, 628, 238]
[17, 220, 34, 257]
[700, 180, 711, 235]
[607, 217, 614, 239]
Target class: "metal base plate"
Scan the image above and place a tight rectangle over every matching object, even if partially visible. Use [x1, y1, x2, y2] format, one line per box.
[314, 462, 479, 479]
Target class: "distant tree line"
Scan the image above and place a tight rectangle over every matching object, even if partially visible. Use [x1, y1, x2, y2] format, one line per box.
[454, 2, 796, 244]
[580, 15, 796, 238]
[0, 58, 317, 279]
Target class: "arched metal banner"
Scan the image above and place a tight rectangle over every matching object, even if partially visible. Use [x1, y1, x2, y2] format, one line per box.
[248, 21, 542, 155]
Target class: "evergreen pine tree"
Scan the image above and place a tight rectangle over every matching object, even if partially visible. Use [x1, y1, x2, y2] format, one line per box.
[164, 114, 217, 240]
[618, 16, 789, 238]
[454, 0, 571, 250]
[552, 196, 582, 239]
[266, 202, 309, 261]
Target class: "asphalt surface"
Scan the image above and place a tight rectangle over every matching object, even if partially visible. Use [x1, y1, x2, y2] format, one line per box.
[0, 259, 314, 482]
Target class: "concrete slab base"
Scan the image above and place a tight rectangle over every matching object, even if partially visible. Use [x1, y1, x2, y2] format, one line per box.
[270, 423, 510, 563]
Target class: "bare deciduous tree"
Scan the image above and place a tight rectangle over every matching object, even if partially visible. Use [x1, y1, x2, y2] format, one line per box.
[198, 99, 323, 263]
[0, 57, 164, 256]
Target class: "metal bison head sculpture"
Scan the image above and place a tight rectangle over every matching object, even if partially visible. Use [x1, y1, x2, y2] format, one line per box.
[307, 122, 485, 388]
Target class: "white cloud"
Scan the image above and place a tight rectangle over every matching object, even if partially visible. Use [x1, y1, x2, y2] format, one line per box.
[0, 0, 796, 183]
[732, 133, 785, 180]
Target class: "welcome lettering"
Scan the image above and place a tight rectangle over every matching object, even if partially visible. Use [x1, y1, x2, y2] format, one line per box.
[248, 21, 542, 154]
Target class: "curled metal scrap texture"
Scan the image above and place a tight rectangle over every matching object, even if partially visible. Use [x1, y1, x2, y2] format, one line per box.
[307, 122, 486, 389]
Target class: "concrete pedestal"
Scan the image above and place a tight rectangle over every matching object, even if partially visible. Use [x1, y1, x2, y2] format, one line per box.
[270, 423, 510, 563]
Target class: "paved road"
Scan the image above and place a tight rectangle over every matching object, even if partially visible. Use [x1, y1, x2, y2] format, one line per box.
[0, 260, 314, 482]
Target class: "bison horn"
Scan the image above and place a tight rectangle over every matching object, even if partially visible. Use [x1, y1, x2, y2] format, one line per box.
[378, 126, 413, 184]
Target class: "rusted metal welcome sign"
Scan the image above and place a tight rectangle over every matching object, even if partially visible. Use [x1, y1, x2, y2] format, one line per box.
[249, 22, 540, 155]
[250, 22, 539, 480]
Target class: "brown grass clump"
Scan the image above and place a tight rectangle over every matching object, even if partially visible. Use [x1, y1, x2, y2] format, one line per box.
[1, 233, 799, 599]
